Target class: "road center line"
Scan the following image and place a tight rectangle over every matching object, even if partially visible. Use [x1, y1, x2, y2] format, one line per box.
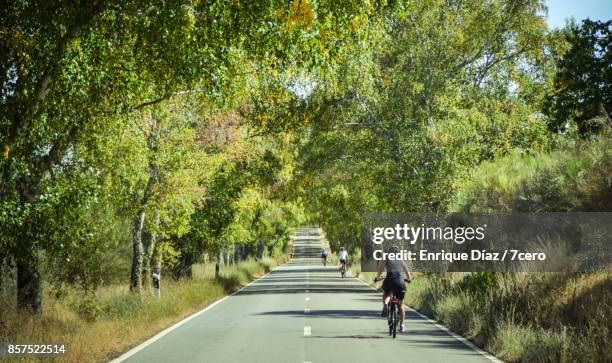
[304, 326, 311, 336]
[304, 308, 310, 313]
[305, 297, 309, 301]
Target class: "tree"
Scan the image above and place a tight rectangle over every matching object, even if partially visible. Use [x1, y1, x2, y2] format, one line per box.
[282, 0, 555, 251]
[1, 0, 380, 312]
[544, 20, 612, 135]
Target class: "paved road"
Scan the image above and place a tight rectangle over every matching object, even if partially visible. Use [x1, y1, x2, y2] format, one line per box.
[118, 227, 493, 363]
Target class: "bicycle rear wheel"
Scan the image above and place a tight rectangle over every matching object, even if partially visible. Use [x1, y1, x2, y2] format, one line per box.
[391, 306, 398, 338]
[387, 304, 393, 336]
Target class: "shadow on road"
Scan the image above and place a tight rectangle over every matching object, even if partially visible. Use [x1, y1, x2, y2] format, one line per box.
[258, 309, 380, 319]
[309, 335, 385, 339]
[236, 286, 374, 295]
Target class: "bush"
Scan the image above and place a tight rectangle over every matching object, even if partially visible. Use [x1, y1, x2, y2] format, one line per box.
[434, 292, 484, 337]
[70, 295, 104, 322]
[452, 132, 612, 212]
[490, 322, 572, 363]
[460, 272, 498, 293]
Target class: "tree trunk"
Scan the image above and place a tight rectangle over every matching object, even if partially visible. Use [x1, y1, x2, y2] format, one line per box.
[215, 252, 221, 279]
[142, 210, 160, 289]
[132, 112, 159, 289]
[226, 246, 232, 266]
[172, 248, 194, 280]
[152, 240, 163, 298]
[242, 245, 248, 260]
[152, 241, 163, 277]
[16, 253, 41, 313]
[130, 211, 146, 293]
[234, 243, 240, 263]
[257, 240, 265, 259]
[141, 227, 153, 289]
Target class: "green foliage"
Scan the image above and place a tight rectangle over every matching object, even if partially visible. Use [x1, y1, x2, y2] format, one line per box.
[544, 20, 612, 136]
[460, 272, 498, 293]
[1, 8, 610, 363]
[1, 0, 375, 309]
[290, 0, 555, 251]
[452, 131, 612, 212]
[490, 322, 573, 363]
[433, 292, 484, 337]
[70, 293, 105, 322]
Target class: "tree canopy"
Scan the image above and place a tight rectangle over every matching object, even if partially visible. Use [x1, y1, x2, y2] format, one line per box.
[1, 0, 609, 313]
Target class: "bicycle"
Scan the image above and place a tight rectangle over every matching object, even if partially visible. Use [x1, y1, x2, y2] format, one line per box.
[374, 276, 411, 338]
[339, 261, 347, 278]
[321, 256, 327, 266]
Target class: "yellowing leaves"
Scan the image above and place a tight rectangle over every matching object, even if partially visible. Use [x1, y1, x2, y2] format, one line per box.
[348, 15, 367, 34]
[288, 0, 315, 32]
[430, 129, 451, 144]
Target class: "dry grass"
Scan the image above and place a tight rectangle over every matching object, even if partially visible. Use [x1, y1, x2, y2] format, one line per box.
[0, 257, 284, 363]
[405, 272, 611, 362]
[353, 263, 611, 362]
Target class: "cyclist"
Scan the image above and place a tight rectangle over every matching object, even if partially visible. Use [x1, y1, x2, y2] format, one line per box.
[374, 246, 412, 333]
[338, 247, 349, 274]
[321, 247, 329, 265]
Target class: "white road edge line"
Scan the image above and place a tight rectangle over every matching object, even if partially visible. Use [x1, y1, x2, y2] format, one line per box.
[109, 262, 289, 363]
[353, 276, 504, 363]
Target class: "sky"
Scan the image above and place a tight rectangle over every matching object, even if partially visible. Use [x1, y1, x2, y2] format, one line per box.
[545, 0, 612, 29]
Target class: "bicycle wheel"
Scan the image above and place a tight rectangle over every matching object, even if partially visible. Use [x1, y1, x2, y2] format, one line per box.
[387, 304, 393, 335]
[392, 305, 398, 338]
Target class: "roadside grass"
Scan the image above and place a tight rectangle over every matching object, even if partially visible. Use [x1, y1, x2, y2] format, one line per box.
[351, 254, 611, 363]
[405, 272, 611, 362]
[433, 292, 483, 339]
[489, 322, 574, 363]
[0, 257, 284, 363]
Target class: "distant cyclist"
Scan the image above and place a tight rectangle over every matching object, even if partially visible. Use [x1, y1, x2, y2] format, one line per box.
[338, 247, 349, 274]
[374, 246, 412, 333]
[321, 248, 329, 265]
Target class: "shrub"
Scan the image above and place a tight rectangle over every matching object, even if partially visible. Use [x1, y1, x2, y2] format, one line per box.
[69, 295, 104, 322]
[460, 272, 498, 293]
[452, 132, 612, 212]
[490, 322, 572, 363]
[434, 292, 484, 337]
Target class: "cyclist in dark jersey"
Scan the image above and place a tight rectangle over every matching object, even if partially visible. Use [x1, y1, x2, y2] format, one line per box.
[374, 246, 412, 332]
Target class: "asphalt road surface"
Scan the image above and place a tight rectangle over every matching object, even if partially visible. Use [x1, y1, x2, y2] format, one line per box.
[116, 227, 496, 363]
